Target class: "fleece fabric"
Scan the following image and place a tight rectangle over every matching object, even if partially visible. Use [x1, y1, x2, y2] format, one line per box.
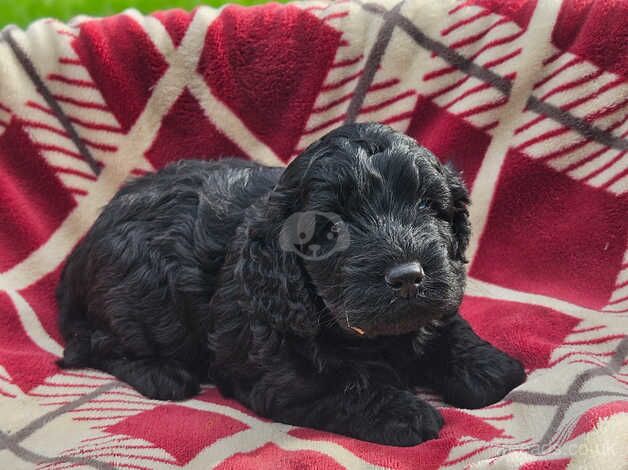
[0, 0, 626, 468]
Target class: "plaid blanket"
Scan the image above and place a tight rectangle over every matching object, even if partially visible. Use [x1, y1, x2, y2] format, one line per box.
[0, 0, 626, 468]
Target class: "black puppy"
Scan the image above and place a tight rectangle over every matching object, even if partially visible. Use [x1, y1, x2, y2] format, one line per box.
[57, 123, 525, 446]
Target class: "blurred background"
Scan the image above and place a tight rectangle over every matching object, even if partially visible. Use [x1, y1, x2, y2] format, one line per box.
[1, 0, 282, 28]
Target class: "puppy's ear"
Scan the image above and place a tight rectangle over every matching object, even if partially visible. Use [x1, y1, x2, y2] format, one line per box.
[231, 138, 332, 337]
[235, 212, 320, 337]
[443, 163, 471, 262]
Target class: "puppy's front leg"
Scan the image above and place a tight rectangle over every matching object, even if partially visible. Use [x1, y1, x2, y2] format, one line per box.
[246, 368, 443, 446]
[414, 315, 526, 409]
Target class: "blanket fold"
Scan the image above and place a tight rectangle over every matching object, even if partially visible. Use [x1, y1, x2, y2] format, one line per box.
[0, 0, 626, 468]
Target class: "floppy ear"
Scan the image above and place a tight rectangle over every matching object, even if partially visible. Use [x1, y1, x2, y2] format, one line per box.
[234, 203, 321, 337]
[230, 137, 336, 337]
[443, 163, 471, 262]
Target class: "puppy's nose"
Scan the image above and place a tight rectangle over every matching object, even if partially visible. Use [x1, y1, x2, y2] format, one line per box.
[385, 262, 424, 299]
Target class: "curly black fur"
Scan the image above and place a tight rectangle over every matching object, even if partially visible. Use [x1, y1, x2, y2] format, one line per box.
[57, 123, 525, 446]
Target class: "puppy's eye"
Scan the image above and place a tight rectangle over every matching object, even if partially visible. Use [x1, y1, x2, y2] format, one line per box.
[417, 199, 433, 210]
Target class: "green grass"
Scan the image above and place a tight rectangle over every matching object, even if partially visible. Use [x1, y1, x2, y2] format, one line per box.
[1, 0, 281, 28]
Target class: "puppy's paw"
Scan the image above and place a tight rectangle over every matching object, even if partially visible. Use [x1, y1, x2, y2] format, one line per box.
[105, 359, 200, 401]
[443, 347, 525, 409]
[358, 389, 443, 446]
[150, 370, 200, 401]
[142, 364, 200, 401]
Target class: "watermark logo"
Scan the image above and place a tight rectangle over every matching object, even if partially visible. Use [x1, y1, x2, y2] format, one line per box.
[489, 414, 620, 461]
[279, 211, 350, 260]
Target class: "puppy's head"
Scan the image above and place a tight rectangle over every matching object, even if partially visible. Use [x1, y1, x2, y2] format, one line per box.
[243, 123, 469, 338]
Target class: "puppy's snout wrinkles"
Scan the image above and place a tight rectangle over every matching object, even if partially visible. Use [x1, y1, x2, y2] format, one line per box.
[385, 262, 424, 299]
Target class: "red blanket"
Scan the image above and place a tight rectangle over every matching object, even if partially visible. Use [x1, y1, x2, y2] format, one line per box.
[0, 0, 626, 468]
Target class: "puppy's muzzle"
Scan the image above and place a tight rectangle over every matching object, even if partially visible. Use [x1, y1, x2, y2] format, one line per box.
[385, 262, 424, 299]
